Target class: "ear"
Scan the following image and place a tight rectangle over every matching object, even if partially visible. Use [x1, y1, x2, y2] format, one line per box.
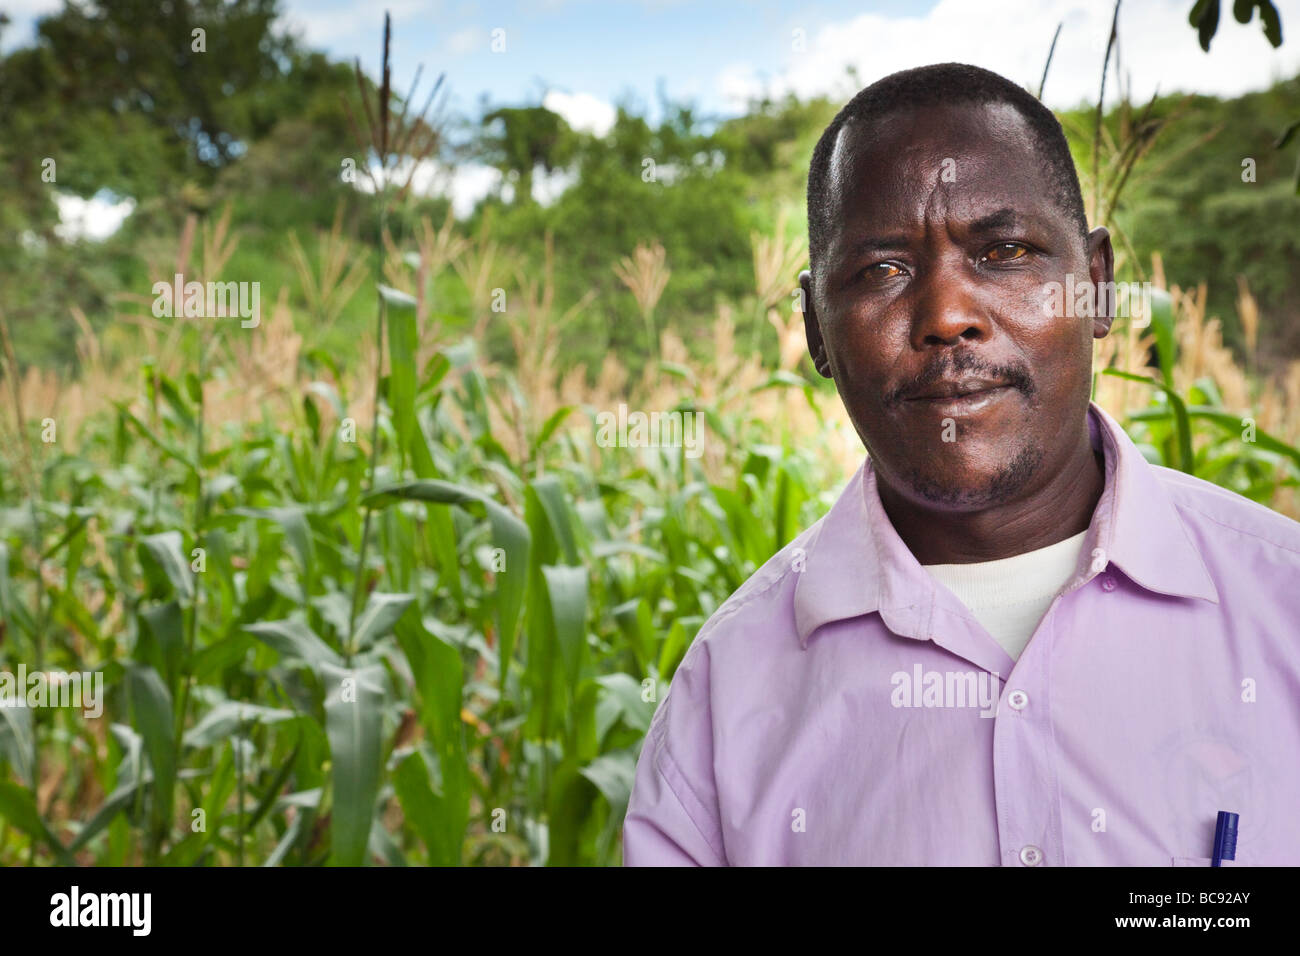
[1087, 226, 1115, 339]
[800, 269, 832, 379]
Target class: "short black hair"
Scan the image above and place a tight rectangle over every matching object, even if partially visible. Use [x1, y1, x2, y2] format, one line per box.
[805, 62, 1088, 275]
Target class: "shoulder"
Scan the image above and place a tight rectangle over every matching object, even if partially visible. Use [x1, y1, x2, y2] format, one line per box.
[686, 516, 825, 659]
[1154, 465, 1300, 559]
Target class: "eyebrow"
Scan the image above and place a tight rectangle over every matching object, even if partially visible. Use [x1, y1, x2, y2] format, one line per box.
[838, 234, 911, 260]
[968, 207, 1025, 234]
[834, 207, 1042, 265]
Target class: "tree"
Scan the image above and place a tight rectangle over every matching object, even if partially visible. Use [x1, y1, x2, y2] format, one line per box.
[480, 105, 577, 205]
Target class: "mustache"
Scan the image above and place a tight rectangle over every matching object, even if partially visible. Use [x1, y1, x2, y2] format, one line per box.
[885, 351, 1035, 407]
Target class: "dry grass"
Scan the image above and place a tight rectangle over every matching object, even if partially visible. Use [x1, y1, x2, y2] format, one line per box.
[288, 203, 369, 333]
[613, 241, 670, 354]
[1093, 253, 1300, 517]
[8, 215, 1298, 517]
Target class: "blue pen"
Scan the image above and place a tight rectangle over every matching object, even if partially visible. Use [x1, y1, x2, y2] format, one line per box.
[1211, 811, 1239, 867]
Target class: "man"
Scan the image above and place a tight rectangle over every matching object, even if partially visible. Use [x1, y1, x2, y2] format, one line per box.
[622, 63, 1300, 866]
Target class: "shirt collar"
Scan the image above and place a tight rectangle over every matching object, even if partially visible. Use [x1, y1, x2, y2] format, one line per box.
[793, 401, 1220, 648]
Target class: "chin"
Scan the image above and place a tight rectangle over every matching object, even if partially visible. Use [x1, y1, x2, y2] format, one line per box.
[898, 444, 1044, 509]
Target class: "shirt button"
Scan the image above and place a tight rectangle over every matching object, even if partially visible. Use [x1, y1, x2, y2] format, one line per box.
[1020, 845, 1044, 866]
[1007, 690, 1029, 711]
[1089, 547, 1108, 573]
[1099, 574, 1116, 592]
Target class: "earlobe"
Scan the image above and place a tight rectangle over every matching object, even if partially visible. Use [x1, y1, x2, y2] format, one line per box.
[1087, 226, 1115, 284]
[1086, 227, 1115, 340]
[799, 269, 833, 379]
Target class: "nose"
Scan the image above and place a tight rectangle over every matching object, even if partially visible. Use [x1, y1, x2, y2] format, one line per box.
[910, 265, 992, 349]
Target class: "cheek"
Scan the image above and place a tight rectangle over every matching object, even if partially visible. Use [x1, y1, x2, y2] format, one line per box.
[1021, 320, 1093, 401]
[825, 308, 910, 397]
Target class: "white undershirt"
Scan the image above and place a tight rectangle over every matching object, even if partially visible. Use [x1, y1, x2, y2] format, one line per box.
[921, 530, 1088, 663]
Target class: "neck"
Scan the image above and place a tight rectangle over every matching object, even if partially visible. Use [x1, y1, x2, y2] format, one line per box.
[876, 427, 1104, 565]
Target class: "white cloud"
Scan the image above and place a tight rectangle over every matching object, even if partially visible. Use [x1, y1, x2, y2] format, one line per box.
[54, 191, 135, 242]
[352, 154, 580, 213]
[444, 27, 480, 56]
[353, 157, 503, 216]
[531, 165, 577, 205]
[718, 0, 1300, 112]
[0, 0, 61, 51]
[543, 90, 617, 137]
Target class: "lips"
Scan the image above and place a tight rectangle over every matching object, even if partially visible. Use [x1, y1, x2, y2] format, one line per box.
[903, 377, 1010, 401]
[904, 377, 1013, 416]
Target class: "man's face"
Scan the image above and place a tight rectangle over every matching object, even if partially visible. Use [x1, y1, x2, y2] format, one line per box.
[802, 101, 1114, 511]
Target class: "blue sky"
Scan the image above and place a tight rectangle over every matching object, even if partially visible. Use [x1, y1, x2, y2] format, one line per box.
[282, 0, 1300, 127]
[6, 0, 1300, 131]
[278, 0, 909, 125]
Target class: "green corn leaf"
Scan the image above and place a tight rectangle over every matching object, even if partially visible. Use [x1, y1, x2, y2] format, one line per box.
[362, 479, 529, 679]
[138, 531, 195, 602]
[657, 619, 690, 682]
[595, 672, 654, 736]
[243, 741, 302, 836]
[393, 615, 469, 864]
[350, 591, 415, 653]
[387, 300, 419, 464]
[531, 405, 575, 458]
[124, 664, 176, 849]
[1186, 407, 1300, 467]
[1275, 118, 1300, 149]
[183, 700, 298, 750]
[541, 564, 588, 699]
[377, 283, 418, 311]
[232, 506, 315, 580]
[393, 747, 460, 865]
[0, 781, 74, 864]
[67, 776, 148, 854]
[244, 619, 342, 670]
[321, 662, 387, 866]
[362, 477, 484, 509]
[0, 541, 36, 638]
[262, 813, 304, 867]
[532, 475, 579, 564]
[1145, 287, 1176, 386]
[485, 500, 529, 699]
[0, 703, 34, 787]
[1102, 369, 1195, 474]
[137, 599, 184, 691]
[579, 749, 638, 817]
[112, 401, 198, 472]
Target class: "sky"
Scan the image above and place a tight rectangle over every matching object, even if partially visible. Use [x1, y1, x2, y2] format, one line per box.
[5, 0, 1299, 235]
[286, 0, 1300, 125]
[5, 0, 1300, 124]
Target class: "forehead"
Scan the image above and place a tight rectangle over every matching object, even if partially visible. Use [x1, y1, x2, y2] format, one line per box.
[825, 101, 1061, 240]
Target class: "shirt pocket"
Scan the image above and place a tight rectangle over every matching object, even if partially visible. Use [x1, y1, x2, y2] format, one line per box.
[1170, 855, 1250, 866]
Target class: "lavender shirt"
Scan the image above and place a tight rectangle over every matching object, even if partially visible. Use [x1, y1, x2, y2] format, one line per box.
[623, 402, 1300, 865]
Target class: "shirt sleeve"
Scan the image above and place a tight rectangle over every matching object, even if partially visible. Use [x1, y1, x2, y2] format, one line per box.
[622, 640, 728, 866]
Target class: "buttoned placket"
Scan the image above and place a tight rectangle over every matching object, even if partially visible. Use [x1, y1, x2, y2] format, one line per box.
[991, 546, 1114, 866]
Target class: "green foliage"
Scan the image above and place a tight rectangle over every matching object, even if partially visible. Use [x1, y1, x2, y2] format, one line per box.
[1, 1, 1298, 868]
[1060, 78, 1300, 361]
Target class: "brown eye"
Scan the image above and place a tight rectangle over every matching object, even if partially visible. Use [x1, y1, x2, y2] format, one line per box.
[984, 243, 1027, 262]
[864, 262, 902, 280]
